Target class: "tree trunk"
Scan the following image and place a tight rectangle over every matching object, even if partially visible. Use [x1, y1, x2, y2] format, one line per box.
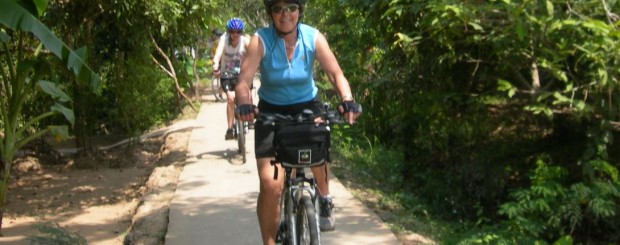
[0, 159, 9, 236]
[191, 49, 201, 100]
[72, 82, 90, 151]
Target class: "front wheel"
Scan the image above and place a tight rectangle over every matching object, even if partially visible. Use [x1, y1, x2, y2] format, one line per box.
[236, 119, 246, 163]
[281, 191, 297, 245]
[297, 196, 320, 245]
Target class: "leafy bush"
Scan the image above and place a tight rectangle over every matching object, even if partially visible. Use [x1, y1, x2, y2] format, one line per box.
[309, 0, 620, 243]
[106, 51, 176, 134]
[498, 156, 620, 243]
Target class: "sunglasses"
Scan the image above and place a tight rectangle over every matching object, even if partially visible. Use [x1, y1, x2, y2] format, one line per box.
[271, 4, 299, 14]
[228, 30, 242, 34]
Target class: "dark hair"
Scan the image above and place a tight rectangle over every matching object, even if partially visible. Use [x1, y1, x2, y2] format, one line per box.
[263, 0, 306, 17]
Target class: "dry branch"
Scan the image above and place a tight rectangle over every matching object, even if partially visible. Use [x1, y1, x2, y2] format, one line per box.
[149, 34, 197, 112]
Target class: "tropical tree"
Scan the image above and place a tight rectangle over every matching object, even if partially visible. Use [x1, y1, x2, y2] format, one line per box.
[0, 0, 99, 234]
[38, 0, 225, 146]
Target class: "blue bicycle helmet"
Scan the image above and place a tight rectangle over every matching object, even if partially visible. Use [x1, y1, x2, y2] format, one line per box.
[226, 18, 244, 31]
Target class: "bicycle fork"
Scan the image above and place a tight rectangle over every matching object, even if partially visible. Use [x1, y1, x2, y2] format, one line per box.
[289, 168, 319, 204]
[279, 168, 320, 245]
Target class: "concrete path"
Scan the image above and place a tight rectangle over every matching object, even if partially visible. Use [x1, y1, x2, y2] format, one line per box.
[165, 83, 401, 244]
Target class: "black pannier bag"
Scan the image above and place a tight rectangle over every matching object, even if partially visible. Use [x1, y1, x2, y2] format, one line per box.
[273, 123, 331, 167]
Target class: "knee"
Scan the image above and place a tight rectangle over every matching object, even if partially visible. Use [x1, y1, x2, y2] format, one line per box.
[259, 179, 283, 199]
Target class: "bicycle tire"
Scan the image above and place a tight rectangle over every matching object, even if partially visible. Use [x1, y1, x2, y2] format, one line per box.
[241, 122, 246, 163]
[236, 120, 246, 163]
[283, 190, 297, 245]
[297, 196, 320, 245]
[211, 77, 225, 102]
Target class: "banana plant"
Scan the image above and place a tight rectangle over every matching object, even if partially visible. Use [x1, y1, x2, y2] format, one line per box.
[0, 0, 100, 234]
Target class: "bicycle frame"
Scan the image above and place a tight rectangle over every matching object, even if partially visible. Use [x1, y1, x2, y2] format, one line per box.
[259, 106, 342, 245]
[234, 115, 246, 163]
[283, 167, 319, 212]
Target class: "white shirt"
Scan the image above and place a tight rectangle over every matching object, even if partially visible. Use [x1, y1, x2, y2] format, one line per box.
[212, 33, 250, 72]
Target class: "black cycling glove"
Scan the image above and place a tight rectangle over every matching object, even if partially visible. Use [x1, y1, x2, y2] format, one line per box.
[235, 104, 256, 116]
[339, 101, 362, 113]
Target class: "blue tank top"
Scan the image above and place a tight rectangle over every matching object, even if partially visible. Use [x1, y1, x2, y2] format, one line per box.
[257, 24, 318, 105]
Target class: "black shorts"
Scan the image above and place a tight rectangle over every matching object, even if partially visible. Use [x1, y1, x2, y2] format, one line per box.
[220, 77, 237, 92]
[221, 77, 253, 93]
[254, 98, 325, 158]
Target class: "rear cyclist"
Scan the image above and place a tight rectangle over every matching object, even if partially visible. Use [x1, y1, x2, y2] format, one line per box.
[212, 17, 251, 140]
[209, 28, 224, 59]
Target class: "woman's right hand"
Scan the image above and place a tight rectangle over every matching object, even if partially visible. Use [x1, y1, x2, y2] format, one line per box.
[235, 104, 258, 122]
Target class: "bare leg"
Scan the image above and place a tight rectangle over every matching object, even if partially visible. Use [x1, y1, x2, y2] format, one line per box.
[256, 157, 284, 245]
[226, 91, 235, 129]
[311, 163, 330, 196]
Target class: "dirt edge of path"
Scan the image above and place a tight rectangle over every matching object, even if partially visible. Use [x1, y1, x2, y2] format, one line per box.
[122, 125, 191, 245]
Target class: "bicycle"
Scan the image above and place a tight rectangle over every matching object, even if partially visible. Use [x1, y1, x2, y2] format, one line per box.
[234, 111, 248, 163]
[257, 106, 342, 245]
[221, 70, 248, 163]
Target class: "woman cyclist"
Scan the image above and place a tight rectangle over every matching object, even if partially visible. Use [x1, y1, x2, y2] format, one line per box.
[212, 17, 251, 140]
[234, 1, 362, 244]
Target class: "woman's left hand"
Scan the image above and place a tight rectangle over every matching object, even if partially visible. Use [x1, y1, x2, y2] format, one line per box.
[338, 101, 362, 125]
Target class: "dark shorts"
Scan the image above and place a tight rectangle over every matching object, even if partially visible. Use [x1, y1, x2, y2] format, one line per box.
[221, 77, 253, 93]
[254, 98, 325, 158]
[220, 77, 237, 93]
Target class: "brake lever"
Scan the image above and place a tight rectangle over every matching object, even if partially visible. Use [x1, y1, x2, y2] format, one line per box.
[324, 111, 342, 125]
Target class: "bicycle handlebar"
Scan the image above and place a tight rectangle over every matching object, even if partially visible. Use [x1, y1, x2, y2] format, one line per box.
[255, 104, 345, 126]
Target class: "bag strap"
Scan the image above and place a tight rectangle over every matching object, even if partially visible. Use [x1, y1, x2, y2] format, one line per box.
[270, 159, 279, 180]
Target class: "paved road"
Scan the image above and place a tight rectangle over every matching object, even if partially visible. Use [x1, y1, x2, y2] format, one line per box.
[165, 82, 401, 245]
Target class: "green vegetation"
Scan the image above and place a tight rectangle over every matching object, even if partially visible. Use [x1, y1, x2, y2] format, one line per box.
[0, 0, 99, 234]
[2, 0, 620, 243]
[314, 0, 620, 244]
